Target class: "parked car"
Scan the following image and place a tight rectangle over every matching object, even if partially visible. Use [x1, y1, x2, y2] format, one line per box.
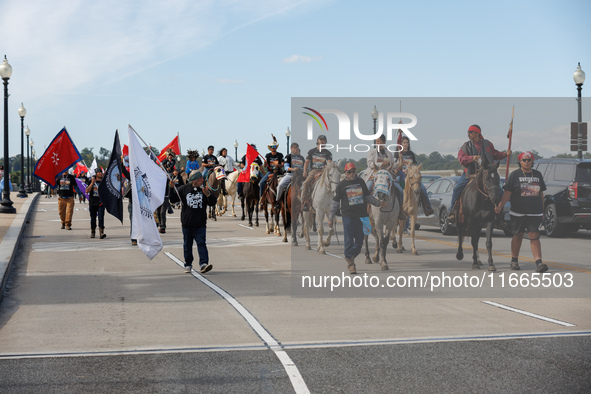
[421, 174, 441, 187]
[532, 158, 591, 237]
[416, 175, 512, 236]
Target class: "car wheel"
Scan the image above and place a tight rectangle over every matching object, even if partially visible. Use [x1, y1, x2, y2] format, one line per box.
[439, 208, 454, 235]
[544, 203, 563, 237]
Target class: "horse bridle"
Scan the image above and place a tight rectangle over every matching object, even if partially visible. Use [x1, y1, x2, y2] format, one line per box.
[475, 168, 499, 201]
[206, 170, 220, 191]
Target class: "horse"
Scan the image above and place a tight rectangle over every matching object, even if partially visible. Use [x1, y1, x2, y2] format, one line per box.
[363, 169, 400, 270]
[261, 167, 282, 236]
[216, 170, 240, 217]
[456, 161, 502, 271]
[395, 164, 422, 255]
[240, 163, 260, 227]
[280, 168, 303, 244]
[302, 162, 341, 254]
[205, 166, 226, 221]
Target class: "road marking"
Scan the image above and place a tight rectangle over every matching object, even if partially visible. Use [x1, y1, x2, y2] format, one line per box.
[482, 301, 576, 327]
[238, 224, 255, 230]
[325, 252, 343, 259]
[165, 252, 310, 394]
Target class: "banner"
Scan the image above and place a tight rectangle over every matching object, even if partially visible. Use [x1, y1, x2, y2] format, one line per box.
[33, 127, 81, 188]
[73, 162, 88, 177]
[237, 144, 260, 182]
[99, 130, 124, 223]
[157, 135, 180, 162]
[128, 125, 167, 260]
[75, 178, 89, 201]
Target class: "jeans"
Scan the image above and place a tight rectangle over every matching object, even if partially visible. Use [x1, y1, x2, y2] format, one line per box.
[182, 226, 208, 267]
[259, 172, 270, 197]
[277, 173, 292, 199]
[450, 172, 469, 208]
[342, 216, 364, 260]
[89, 204, 105, 229]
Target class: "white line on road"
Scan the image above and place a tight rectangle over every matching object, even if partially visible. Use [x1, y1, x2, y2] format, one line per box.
[238, 224, 255, 230]
[165, 252, 310, 394]
[325, 252, 343, 259]
[482, 301, 576, 327]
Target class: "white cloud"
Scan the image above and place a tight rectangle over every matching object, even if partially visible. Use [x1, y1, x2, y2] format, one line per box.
[282, 55, 321, 63]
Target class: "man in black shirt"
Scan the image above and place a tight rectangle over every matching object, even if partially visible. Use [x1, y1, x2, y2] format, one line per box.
[329, 162, 383, 275]
[169, 170, 217, 274]
[259, 136, 284, 203]
[201, 145, 219, 179]
[301, 135, 333, 211]
[86, 169, 107, 239]
[56, 170, 77, 230]
[495, 151, 548, 272]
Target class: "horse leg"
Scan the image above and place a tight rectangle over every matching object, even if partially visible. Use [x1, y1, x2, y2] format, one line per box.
[255, 201, 259, 227]
[317, 213, 325, 254]
[470, 225, 481, 269]
[410, 214, 418, 255]
[364, 234, 372, 264]
[241, 198, 246, 221]
[323, 215, 333, 247]
[231, 195, 236, 217]
[485, 221, 496, 272]
[397, 219, 404, 254]
[264, 205, 270, 234]
[456, 223, 464, 261]
[303, 212, 311, 250]
[379, 227, 390, 270]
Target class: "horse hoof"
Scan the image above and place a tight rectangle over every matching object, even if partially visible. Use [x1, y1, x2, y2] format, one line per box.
[365, 257, 372, 264]
[380, 263, 389, 271]
[248, 223, 253, 227]
[306, 246, 311, 250]
[392, 241, 398, 249]
[456, 251, 464, 260]
[412, 250, 418, 256]
[472, 263, 480, 270]
[232, 214, 236, 217]
[372, 256, 379, 263]
[488, 265, 497, 272]
[266, 230, 270, 234]
[477, 260, 483, 266]
[241, 216, 245, 221]
[397, 248, 403, 254]
[282, 239, 288, 243]
[255, 223, 259, 227]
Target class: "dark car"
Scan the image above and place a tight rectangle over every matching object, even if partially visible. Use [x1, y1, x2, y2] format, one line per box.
[532, 158, 591, 237]
[416, 176, 512, 236]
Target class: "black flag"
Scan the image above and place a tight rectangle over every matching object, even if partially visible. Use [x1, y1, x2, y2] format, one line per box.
[99, 130, 124, 223]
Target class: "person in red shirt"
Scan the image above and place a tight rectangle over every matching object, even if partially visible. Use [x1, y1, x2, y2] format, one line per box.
[447, 124, 511, 223]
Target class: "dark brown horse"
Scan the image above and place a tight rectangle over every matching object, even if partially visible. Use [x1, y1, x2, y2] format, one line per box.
[240, 163, 260, 227]
[261, 167, 281, 236]
[206, 166, 226, 221]
[456, 162, 502, 271]
[281, 168, 303, 244]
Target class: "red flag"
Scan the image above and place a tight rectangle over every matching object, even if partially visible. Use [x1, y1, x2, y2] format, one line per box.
[122, 144, 129, 156]
[157, 135, 180, 162]
[238, 144, 260, 182]
[34, 128, 82, 188]
[73, 162, 88, 176]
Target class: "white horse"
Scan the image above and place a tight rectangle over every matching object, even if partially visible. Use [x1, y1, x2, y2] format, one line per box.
[302, 162, 341, 254]
[216, 170, 240, 217]
[364, 169, 400, 270]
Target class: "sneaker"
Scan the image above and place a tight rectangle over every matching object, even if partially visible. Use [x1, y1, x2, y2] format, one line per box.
[159, 228, 166, 234]
[131, 239, 138, 246]
[61, 224, 65, 229]
[535, 261, 549, 273]
[200, 263, 213, 273]
[184, 266, 192, 273]
[510, 261, 520, 270]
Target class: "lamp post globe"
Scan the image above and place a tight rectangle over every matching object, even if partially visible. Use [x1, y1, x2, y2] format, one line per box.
[371, 105, 378, 134]
[17, 104, 27, 197]
[25, 126, 31, 193]
[0, 56, 15, 213]
[574, 63, 586, 160]
[234, 140, 239, 160]
[285, 127, 291, 152]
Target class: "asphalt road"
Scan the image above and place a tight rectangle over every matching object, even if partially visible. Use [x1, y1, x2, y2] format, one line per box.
[0, 198, 590, 393]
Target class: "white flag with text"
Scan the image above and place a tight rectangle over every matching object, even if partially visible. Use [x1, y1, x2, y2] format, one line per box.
[128, 125, 167, 260]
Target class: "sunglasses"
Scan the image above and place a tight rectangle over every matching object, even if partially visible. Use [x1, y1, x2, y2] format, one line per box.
[521, 158, 532, 162]
[346, 169, 356, 174]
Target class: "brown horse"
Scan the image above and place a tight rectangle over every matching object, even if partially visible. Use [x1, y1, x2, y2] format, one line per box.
[395, 164, 422, 255]
[205, 166, 226, 221]
[240, 163, 260, 227]
[281, 168, 303, 244]
[261, 168, 281, 236]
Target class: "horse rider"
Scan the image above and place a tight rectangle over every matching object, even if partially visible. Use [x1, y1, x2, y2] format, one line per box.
[328, 162, 384, 275]
[301, 134, 333, 211]
[495, 151, 548, 273]
[275, 142, 305, 211]
[259, 135, 285, 206]
[447, 124, 511, 224]
[185, 150, 200, 178]
[237, 144, 263, 198]
[217, 147, 237, 195]
[201, 145, 219, 179]
[364, 134, 404, 205]
[394, 135, 434, 217]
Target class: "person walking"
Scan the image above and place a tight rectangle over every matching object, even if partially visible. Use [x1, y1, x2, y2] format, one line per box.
[495, 151, 548, 272]
[169, 170, 217, 274]
[56, 169, 77, 230]
[86, 169, 107, 239]
[328, 162, 383, 274]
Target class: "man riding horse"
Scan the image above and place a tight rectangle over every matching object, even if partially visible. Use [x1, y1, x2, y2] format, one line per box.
[275, 142, 305, 211]
[259, 135, 284, 207]
[447, 124, 511, 226]
[301, 134, 333, 212]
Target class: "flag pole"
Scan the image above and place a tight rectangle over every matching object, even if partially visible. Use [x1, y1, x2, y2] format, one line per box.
[505, 106, 514, 179]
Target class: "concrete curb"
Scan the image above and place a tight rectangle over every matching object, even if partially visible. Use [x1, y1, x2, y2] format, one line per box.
[0, 193, 40, 302]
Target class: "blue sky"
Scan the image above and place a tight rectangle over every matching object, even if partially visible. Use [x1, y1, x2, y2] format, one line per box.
[1, 0, 589, 162]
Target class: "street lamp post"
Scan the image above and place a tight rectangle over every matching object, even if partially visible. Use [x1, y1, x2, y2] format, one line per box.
[0, 56, 15, 213]
[371, 105, 379, 134]
[31, 148, 36, 191]
[285, 127, 291, 152]
[234, 140, 239, 160]
[25, 127, 31, 193]
[17, 104, 27, 197]
[574, 62, 586, 160]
